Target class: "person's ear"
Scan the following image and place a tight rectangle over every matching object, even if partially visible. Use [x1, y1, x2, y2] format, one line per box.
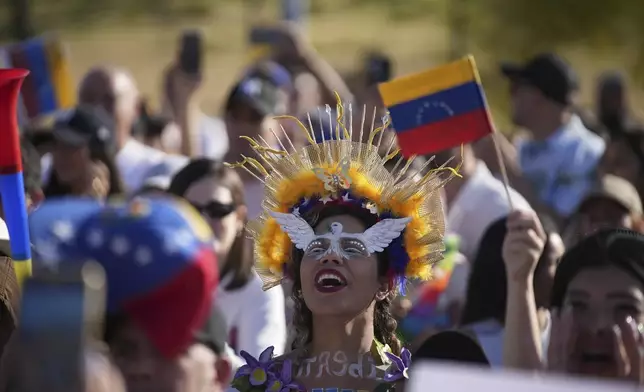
[631, 214, 644, 234]
[214, 356, 232, 386]
[235, 205, 247, 232]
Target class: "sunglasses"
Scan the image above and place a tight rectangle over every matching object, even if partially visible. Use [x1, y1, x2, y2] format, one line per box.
[192, 201, 236, 219]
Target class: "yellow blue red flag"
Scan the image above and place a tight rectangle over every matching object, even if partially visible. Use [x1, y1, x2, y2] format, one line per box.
[378, 56, 493, 157]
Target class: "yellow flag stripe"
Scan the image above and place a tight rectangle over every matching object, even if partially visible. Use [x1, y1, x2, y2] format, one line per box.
[44, 38, 75, 109]
[378, 56, 480, 107]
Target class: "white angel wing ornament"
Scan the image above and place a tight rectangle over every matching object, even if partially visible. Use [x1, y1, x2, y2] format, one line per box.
[359, 217, 412, 253]
[269, 211, 316, 250]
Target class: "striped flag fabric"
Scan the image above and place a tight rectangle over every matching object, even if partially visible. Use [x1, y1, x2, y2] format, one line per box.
[0, 35, 75, 124]
[378, 56, 494, 157]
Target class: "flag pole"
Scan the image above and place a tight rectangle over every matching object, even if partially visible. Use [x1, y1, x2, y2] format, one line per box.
[490, 129, 515, 211]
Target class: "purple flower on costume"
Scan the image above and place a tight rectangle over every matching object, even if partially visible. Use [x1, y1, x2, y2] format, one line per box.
[383, 348, 412, 382]
[234, 346, 275, 386]
[266, 359, 306, 392]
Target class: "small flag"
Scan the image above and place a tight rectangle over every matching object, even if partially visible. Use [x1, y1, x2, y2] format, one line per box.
[378, 56, 493, 157]
[0, 36, 75, 122]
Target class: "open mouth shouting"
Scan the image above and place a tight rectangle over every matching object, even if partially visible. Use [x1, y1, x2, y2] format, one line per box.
[577, 351, 615, 375]
[314, 269, 348, 293]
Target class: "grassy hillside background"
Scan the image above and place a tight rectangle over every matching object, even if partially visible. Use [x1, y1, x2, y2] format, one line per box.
[3, 0, 644, 130]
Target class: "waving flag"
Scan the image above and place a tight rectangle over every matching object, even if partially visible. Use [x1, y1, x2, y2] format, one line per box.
[0, 36, 75, 123]
[378, 56, 493, 157]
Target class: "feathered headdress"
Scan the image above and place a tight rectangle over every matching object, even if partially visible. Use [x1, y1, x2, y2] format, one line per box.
[226, 94, 451, 293]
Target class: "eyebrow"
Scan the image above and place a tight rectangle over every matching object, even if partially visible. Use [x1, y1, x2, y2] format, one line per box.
[606, 292, 643, 302]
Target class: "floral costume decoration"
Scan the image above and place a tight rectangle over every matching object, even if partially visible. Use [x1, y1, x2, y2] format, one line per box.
[227, 95, 450, 391]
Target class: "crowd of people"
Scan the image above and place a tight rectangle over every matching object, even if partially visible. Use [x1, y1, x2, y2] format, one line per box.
[0, 24, 643, 391]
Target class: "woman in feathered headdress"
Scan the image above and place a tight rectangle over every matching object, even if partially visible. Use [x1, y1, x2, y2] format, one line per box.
[228, 95, 451, 392]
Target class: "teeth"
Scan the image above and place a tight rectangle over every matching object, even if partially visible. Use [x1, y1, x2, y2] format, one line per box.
[317, 273, 343, 285]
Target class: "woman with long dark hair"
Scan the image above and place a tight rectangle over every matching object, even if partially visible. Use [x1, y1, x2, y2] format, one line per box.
[228, 103, 447, 392]
[460, 212, 563, 367]
[168, 158, 287, 360]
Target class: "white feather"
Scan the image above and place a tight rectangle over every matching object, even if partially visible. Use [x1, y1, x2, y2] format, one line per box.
[269, 211, 316, 250]
[352, 217, 411, 253]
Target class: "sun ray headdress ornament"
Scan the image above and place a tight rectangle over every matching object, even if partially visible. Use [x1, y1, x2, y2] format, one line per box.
[225, 93, 456, 294]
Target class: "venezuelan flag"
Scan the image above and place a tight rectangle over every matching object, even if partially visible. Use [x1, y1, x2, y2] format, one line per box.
[378, 56, 493, 157]
[1, 36, 75, 121]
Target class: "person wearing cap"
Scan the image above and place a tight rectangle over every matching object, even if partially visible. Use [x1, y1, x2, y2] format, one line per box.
[499, 53, 606, 219]
[29, 197, 232, 392]
[595, 71, 634, 138]
[563, 174, 644, 246]
[224, 73, 289, 220]
[42, 105, 125, 199]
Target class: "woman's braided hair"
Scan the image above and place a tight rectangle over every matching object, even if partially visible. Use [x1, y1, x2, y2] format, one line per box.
[289, 204, 403, 356]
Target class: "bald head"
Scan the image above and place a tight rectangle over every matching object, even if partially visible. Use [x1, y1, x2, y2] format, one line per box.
[79, 66, 140, 146]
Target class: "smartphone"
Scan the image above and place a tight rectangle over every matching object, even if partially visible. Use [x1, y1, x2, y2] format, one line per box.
[179, 30, 203, 76]
[17, 261, 106, 392]
[365, 53, 392, 84]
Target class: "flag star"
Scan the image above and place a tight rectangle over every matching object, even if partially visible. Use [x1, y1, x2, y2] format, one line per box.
[51, 220, 75, 243]
[362, 202, 378, 214]
[86, 228, 104, 248]
[165, 229, 194, 254]
[111, 236, 130, 256]
[134, 246, 153, 266]
[34, 239, 62, 270]
[320, 195, 333, 204]
[341, 193, 351, 202]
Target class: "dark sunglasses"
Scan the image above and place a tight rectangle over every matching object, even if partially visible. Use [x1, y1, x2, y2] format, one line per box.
[192, 201, 235, 219]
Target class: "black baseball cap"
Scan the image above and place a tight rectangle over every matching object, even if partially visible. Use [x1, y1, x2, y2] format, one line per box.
[500, 53, 579, 105]
[52, 106, 115, 151]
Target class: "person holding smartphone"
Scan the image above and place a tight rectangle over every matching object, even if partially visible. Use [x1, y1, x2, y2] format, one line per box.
[161, 30, 230, 161]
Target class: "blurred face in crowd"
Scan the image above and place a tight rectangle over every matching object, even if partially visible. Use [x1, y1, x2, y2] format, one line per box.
[52, 141, 91, 185]
[225, 101, 279, 161]
[577, 198, 633, 235]
[597, 78, 625, 119]
[109, 320, 230, 392]
[509, 80, 542, 128]
[183, 175, 245, 261]
[562, 265, 644, 378]
[79, 68, 139, 141]
[299, 214, 384, 316]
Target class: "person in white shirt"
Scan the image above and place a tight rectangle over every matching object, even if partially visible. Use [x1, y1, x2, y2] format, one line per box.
[168, 158, 287, 359]
[426, 143, 532, 318]
[435, 143, 531, 261]
[41, 66, 187, 194]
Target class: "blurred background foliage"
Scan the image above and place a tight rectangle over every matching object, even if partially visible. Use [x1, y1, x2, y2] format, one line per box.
[1, 0, 643, 126]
